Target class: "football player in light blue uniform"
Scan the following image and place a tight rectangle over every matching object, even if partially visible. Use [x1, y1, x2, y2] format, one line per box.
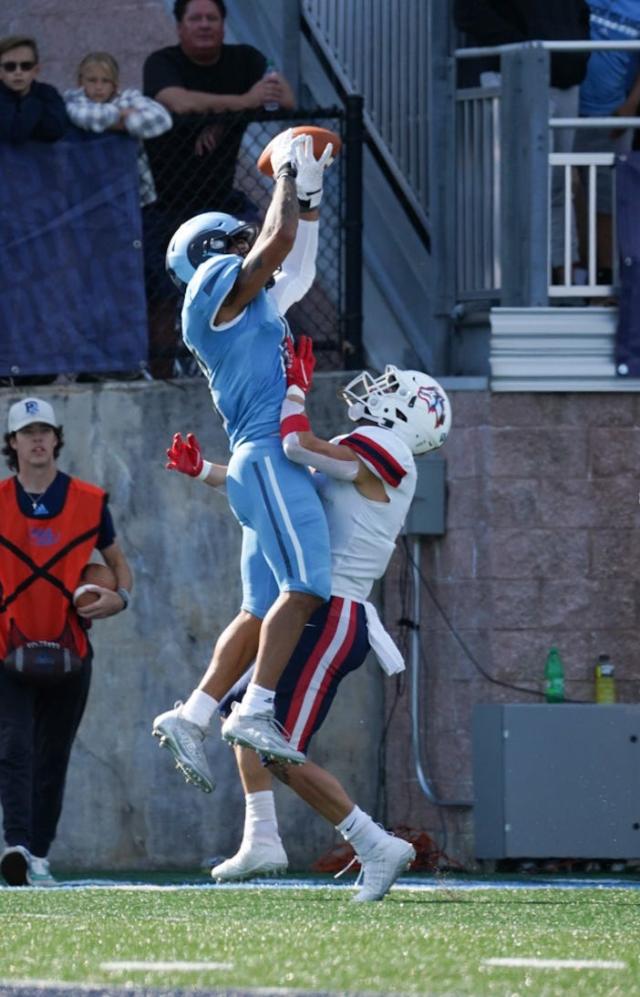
[155, 129, 335, 765]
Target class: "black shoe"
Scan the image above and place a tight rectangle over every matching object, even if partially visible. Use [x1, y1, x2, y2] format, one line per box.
[1, 846, 30, 886]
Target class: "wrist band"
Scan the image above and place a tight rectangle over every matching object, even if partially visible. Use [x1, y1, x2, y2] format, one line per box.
[197, 460, 213, 482]
[280, 413, 311, 438]
[275, 162, 298, 181]
[298, 189, 322, 212]
[117, 587, 130, 610]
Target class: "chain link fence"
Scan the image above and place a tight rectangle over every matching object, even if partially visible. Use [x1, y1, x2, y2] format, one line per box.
[143, 108, 346, 378]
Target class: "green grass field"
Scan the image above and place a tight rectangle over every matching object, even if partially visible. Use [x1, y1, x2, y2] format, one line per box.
[0, 878, 639, 995]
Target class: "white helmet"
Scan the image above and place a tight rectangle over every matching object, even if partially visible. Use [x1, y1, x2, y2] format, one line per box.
[341, 366, 451, 454]
[165, 211, 258, 290]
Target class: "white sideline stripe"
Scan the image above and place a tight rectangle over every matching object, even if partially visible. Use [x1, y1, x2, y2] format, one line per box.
[484, 957, 626, 970]
[264, 454, 308, 584]
[101, 959, 233, 971]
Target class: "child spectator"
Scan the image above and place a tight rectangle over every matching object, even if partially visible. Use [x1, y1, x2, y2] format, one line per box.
[0, 35, 68, 143]
[64, 52, 172, 206]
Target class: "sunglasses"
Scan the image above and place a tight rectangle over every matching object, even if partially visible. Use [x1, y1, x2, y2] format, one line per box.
[0, 60, 37, 72]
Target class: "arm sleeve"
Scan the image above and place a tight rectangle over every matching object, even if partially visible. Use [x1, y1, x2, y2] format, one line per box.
[270, 220, 318, 315]
[64, 91, 120, 133]
[119, 90, 173, 138]
[279, 395, 360, 480]
[31, 83, 69, 141]
[96, 502, 116, 550]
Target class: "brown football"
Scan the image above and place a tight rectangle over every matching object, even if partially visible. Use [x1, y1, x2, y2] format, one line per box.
[257, 125, 342, 177]
[73, 562, 117, 608]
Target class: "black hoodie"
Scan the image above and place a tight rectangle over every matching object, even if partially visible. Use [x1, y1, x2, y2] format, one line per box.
[454, 0, 591, 89]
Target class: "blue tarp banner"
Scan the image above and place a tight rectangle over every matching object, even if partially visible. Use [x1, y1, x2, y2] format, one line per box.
[615, 152, 640, 377]
[0, 133, 147, 377]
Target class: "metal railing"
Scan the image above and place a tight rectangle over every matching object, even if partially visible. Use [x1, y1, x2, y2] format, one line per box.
[301, 0, 430, 229]
[452, 40, 640, 308]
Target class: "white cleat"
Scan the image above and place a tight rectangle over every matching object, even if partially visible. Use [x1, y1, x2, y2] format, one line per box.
[211, 840, 289, 882]
[352, 836, 416, 902]
[221, 704, 305, 765]
[152, 703, 214, 793]
[27, 855, 56, 887]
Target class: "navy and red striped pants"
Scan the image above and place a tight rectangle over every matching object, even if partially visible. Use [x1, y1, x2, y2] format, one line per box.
[219, 596, 370, 753]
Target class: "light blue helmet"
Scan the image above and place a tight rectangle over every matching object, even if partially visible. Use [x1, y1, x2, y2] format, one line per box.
[165, 211, 258, 290]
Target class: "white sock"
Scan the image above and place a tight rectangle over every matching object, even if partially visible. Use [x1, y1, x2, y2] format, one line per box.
[180, 690, 218, 729]
[336, 806, 387, 859]
[238, 683, 275, 716]
[244, 791, 280, 844]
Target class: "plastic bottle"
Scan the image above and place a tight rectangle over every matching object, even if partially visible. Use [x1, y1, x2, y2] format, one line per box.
[595, 654, 616, 704]
[262, 61, 280, 112]
[544, 647, 565, 703]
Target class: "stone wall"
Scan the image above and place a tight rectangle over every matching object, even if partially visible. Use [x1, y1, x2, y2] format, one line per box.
[0, 376, 385, 872]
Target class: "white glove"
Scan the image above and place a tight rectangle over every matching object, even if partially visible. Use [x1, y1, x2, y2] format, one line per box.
[294, 135, 334, 210]
[270, 127, 303, 177]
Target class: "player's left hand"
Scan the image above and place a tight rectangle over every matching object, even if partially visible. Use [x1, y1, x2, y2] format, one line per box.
[166, 432, 204, 477]
[294, 134, 334, 210]
[285, 335, 316, 394]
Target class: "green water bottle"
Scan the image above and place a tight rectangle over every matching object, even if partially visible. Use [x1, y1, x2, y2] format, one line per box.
[595, 654, 616, 704]
[544, 647, 565, 703]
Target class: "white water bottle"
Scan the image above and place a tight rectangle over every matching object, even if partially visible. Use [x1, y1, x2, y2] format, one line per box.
[263, 61, 280, 112]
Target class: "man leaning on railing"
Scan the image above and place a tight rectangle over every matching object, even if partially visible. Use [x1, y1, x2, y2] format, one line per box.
[140, 0, 296, 378]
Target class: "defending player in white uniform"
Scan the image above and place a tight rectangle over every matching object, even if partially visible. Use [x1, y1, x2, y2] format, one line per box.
[161, 337, 452, 901]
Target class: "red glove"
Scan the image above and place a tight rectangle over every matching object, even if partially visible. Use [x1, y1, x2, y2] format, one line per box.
[284, 335, 316, 394]
[166, 432, 204, 477]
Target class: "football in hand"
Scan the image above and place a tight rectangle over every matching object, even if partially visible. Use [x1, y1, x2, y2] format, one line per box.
[257, 125, 342, 177]
[73, 562, 118, 608]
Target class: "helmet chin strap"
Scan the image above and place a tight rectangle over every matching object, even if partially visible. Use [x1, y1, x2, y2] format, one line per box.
[347, 402, 366, 421]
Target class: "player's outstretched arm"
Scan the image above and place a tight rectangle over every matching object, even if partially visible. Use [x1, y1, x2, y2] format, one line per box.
[166, 433, 227, 488]
[217, 131, 303, 323]
[280, 337, 371, 483]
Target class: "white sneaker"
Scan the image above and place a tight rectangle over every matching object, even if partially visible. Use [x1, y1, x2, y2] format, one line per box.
[211, 839, 289, 882]
[352, 836, 415, 902]
[27, 855, 56, 887]
[221, 703, 305, 764]
[152, 702, 214, 793]
[1, 845, 31, 886]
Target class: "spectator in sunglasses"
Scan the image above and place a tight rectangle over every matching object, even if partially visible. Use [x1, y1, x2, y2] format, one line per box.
[0, 35, 68, 144]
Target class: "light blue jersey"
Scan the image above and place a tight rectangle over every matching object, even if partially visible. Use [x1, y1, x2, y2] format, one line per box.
[182, 254, 287, 451]
[181, 248, 332, 604]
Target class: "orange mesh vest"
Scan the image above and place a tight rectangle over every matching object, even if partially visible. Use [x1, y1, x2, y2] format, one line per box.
[0, 477, 106, 659]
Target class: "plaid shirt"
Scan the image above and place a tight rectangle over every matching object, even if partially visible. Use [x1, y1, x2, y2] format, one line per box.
[64, 88, 172, 206]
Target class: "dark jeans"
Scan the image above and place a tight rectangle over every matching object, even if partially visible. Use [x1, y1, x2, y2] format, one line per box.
[0, 656, 92, 857]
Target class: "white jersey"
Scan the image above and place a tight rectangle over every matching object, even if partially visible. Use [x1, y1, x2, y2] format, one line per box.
[315, 425, 416, 603]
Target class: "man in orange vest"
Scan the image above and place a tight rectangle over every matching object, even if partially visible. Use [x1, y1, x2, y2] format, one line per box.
[0, 397, 133, 887]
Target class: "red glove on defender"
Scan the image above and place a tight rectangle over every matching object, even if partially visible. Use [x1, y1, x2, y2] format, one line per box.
[166, 433, 204, 477]
[284, 335, 316, 395]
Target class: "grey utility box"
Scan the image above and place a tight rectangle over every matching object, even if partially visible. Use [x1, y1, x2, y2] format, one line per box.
[473, 704, 640, 859]
[403, 454, 446, 536]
